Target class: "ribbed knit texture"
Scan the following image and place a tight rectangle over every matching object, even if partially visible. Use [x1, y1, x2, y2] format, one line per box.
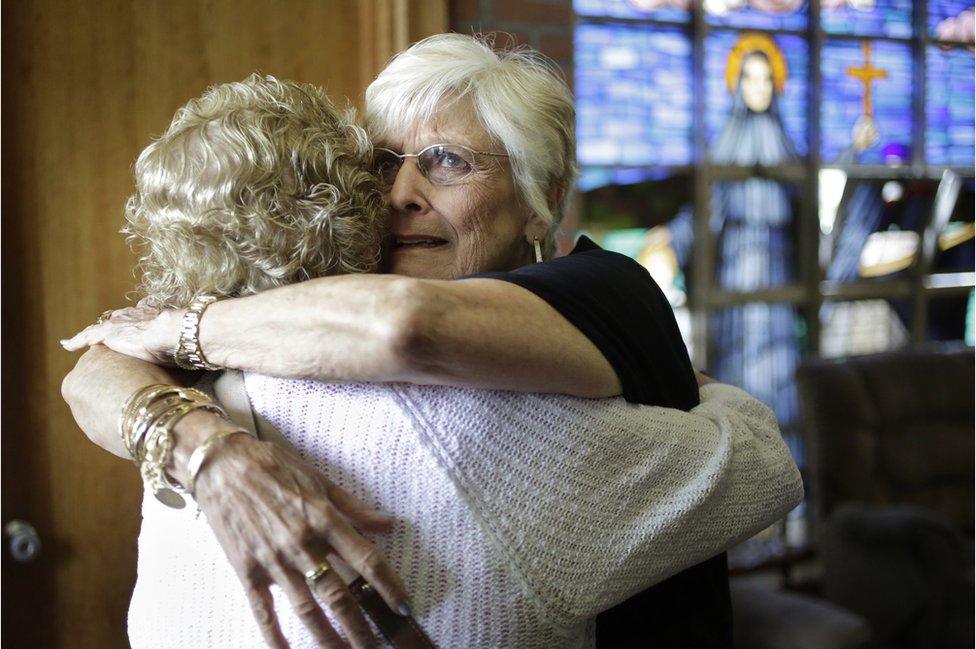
[128, 379, 802, 648]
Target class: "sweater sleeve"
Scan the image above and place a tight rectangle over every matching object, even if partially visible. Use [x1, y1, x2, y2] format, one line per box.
[389, 382, 803, 630]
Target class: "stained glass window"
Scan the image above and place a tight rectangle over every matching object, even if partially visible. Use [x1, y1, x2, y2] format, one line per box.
[705, 31, 808, 157]
[820, 299, 912, 358]
[926, 46, 976, 166]
[574, 0, 690, 22]
[821, 0, 913, 38]
[575, 23, 693, 166]
[928, 1, 975, 40]
[825, 180, 936, 283]
[704, 0, 807, 31]
[821, 39, 914, 164]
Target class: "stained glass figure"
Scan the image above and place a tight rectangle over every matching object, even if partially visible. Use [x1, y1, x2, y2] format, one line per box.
[821, 39, 914, 164]
[711, 302, 803, 424]
[821, 0, 913, 38]
[704, 0, 807, 31]
[928, 1, 975, 41]
[574, 0, 690, 21]
[703, 33, 801, 425]
[575, 23, 694, 166]
[706, 31, 807, 156]
[926, 46, 976, 166]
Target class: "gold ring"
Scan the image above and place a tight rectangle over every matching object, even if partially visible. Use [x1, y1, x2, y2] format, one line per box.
[95, 310, 114, 325]
[304, 561, 331, 585]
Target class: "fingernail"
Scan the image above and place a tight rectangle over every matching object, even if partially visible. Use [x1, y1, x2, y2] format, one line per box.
[397, 602, 412, 617]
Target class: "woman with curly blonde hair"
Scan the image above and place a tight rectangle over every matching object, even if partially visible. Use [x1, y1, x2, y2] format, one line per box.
[63, 35, 801, 649]
[126, 73, 383, 308]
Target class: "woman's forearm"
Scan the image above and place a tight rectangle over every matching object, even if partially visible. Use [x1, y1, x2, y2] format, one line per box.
[181, 274, 621, 397]
[61, 346, 222, 463]
[190, 274, 420, 382]
[62, 346, 180, 457]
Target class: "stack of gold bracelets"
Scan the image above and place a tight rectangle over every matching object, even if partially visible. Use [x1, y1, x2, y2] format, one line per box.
[120, 385, 236, 509]
[118, 294, 244, 509]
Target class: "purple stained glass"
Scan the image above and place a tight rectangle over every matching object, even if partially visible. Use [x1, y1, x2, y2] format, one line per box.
[821, 0, 914, 38]
[704, 0, 807, 31]
[573, 0, 690, 21]
[926, 46, 975, 166]
[575, 23, 694, 167]
[928, 1, 975, 40]
[705, 31, 808, 157]
[821, 39, 914, 165]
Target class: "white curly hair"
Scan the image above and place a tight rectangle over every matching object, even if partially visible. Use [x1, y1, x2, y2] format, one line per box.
[124, 74, 385, 308]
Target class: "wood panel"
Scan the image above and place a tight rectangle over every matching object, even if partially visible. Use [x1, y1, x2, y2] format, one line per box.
[0, 2, 445, 646]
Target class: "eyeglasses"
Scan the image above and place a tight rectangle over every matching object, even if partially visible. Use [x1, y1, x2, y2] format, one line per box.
[372, 143, 509, 187]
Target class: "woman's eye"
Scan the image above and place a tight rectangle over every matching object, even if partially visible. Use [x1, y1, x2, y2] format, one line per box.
[434, 149, 470, 171]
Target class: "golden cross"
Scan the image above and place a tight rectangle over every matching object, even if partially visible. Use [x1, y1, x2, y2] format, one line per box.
[846, 40, 888, 118]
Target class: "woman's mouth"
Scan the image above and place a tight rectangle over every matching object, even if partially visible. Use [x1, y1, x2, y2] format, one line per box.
[393, 236, 448, 250]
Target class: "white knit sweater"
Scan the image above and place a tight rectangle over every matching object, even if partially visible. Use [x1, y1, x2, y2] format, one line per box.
[128, 377, 802, 648]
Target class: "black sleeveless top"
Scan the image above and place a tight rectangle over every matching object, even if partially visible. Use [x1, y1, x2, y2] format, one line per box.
[471, 236, 733, 648]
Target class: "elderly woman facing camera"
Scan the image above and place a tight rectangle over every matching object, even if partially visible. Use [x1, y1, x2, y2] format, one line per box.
[62, 35, 802, 648]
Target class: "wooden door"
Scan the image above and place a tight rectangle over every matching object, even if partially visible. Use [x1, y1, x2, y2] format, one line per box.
[0, 2, 445, 646]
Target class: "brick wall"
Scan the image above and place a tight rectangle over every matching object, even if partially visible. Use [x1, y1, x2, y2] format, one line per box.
[448, 0, 574, 82]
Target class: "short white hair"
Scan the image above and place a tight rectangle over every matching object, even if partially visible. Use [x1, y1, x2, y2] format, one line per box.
[364, 33, 577, 257]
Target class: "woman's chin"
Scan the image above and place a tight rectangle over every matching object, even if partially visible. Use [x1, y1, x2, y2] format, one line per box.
[387, 246, 456, 279]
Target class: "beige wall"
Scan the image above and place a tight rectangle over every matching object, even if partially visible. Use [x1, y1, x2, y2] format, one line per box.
[0, 2, 445, 646]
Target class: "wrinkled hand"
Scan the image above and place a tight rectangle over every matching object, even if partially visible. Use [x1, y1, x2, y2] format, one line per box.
[192, 432, 410, 648]
[60, 305, 182, 365]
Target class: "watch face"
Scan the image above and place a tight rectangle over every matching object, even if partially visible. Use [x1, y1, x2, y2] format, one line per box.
[154, 488, 186, 510]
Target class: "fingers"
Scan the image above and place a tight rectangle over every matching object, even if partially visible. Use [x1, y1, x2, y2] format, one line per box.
[243, 580, 292, 649]
[312, 508, 411, 617]
[270, 559, 367, 649]
[307, 570, 377, 649]
[60, 324, 108, 351]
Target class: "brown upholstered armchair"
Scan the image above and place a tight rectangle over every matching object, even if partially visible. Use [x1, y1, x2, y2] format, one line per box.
[797, 345, 974, 649]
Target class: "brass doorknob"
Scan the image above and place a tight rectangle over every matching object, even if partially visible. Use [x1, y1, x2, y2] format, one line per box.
[3, 520, 41, 563]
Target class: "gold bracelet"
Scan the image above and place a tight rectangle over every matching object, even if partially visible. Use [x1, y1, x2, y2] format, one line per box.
[119, 386, 219, 461]
[174, 295, 221, 371]
[185, 428, 250, 495]
[120, 384, 229, 509]
[120, 385, 184, 461]
[140, 402, 200, 509]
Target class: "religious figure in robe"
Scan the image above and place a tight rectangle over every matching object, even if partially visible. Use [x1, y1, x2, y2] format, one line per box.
[706, 33, 801, 427]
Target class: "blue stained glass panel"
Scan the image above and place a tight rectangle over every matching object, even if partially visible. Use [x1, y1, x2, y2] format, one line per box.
[573, 0, 689, 21]
[575, 23, 693, 167]
[705, 1, 807, 31]
[928, 1, 975, 40]
[926, 46, 975, 166]
[822, 0, 913, 38]
[821, 39, 914, 164]
[705, 32, 808, 157]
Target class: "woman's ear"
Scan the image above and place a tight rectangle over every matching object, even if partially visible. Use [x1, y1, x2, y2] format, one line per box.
[547, 182, 565, 214]
[523, 212, 549, 244]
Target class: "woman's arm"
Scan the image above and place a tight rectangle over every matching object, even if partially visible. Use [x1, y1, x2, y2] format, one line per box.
[65, 274, 624, 398]
[61, 345, 411, 648]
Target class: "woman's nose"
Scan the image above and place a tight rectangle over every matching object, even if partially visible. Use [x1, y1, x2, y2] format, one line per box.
[388, 159, 431, 215]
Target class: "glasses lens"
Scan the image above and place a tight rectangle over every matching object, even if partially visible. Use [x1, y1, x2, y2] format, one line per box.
[418, 145, 476, 185]
[372, 149, 402, 186]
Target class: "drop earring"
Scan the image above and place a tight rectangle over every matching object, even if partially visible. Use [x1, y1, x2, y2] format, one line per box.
[533, 238, 543, 263]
